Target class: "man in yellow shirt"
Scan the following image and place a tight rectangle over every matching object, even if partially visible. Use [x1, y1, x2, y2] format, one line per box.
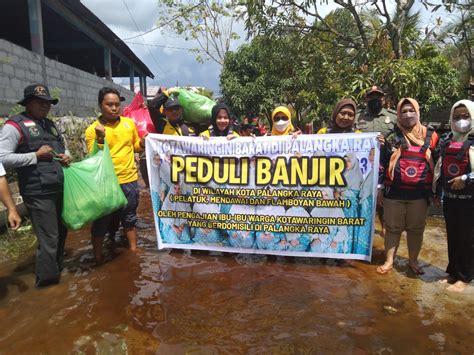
[148, 91, 195, 136]
[85, 87, 145, 264]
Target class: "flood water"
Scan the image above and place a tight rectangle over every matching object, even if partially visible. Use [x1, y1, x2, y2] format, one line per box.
[0, 189, 473, 354]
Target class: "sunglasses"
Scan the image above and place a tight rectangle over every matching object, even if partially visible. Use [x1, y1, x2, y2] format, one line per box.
[273, 115, 289, 121]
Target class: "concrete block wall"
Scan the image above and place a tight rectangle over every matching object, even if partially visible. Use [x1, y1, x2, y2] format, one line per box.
[0, 39, 135, 116]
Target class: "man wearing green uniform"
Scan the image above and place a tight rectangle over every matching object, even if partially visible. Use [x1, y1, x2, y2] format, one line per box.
[356, 86, 395, 237]
[355, 86, 396, 135]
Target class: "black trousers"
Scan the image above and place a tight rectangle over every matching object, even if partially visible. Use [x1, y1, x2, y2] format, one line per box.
[443, 198, 474, 283]
[23, 193, 68, 286]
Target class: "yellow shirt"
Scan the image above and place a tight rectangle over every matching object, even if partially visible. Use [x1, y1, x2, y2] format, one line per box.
[163, 120, 183, 135]
[85, 116, 143, 184]
[317, 127, 362, 134]
[200, 129, 239, 138]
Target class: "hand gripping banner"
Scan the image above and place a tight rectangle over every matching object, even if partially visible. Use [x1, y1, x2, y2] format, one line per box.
[146, 133, 380, 261]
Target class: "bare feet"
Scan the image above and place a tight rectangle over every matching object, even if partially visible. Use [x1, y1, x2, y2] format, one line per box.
[376, 263, 393, 275]
[446, 280, 469, 293]
[408, 262, 425, 275]
[438, 275, 456, 284]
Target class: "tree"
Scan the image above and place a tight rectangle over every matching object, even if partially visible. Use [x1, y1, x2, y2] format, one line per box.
[221, 2, 462, 128]
[220, 34, 343, 127]
[156, 0, 242, 65]
[436, 1, 473, 87]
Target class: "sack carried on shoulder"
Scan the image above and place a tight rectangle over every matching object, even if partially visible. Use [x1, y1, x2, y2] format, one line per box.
[62, 140, 127, 230]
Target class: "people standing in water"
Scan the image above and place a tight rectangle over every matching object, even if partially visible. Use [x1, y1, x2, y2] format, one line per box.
[434, 100, 474, 292]
[85, 87, 145, 264]
[377, 98, 438, 275]
[0, 84, 71, 287]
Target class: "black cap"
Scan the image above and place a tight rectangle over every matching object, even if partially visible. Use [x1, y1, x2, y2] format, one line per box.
[17, 84, 59, 106]
[163, 97, 182, 109]
[366, 85, 385, 97]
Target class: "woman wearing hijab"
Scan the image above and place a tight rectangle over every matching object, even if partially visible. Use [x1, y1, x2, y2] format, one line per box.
[433, 100, 474, 293]
[255, 203, 287, 250]
[201, 103, 239, 138]
[377, 98, 439, 275]
[192, 199, 225, 245]
[317, 99, 363, 253]
[355, 148, 376, 256]
[271, 106, 301, 136]
[285, 206, 311, 252]
[317, 99, 360, 134]
[310, 188, 349, 254]
[150, 153, 163, 211]
[337, 153, 363, 253]
[160, 184, 192, 244]
[225, 203, 256, 249]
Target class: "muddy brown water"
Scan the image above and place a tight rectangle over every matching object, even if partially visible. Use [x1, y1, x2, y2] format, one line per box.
[0, 190, 473, 354]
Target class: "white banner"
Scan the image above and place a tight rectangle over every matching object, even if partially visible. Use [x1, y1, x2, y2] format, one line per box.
[146, 133, 380, 261]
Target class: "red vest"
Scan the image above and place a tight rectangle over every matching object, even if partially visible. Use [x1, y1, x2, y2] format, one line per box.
[442, 140, 471, 180]
[385, 127, 434, 190]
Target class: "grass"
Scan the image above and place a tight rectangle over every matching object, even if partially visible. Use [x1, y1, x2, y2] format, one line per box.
[0, 221, 37, 261]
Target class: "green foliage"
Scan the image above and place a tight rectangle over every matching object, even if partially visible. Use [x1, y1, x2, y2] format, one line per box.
[0, 224, 36, 261]
[223, 2, 464, 127]
[8, 104, 23, 117]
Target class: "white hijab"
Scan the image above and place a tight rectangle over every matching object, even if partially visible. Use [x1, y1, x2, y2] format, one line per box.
[192, 200, 220, 215]
[433, 100, 474, 191]
[229, 204, 255, 222]
[255, 203, 286, 216]
[310, 188, 345, 218]
[285, 206, 310, 240]
[161, 187, 191, 226]
[342, 153, 363, 190]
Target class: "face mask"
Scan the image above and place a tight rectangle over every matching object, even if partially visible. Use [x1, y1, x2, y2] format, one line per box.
[367, 99, 382, 113]
[399, 112, 418, 127]
[453, 119, 471, 133]
[274, 119, 289, 132]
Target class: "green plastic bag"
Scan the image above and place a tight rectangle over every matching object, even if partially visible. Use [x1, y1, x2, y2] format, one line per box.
[62, 140, 127, 230]
[175, 88, 216, 124]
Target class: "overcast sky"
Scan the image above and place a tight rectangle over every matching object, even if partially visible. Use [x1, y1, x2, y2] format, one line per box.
[81, 0, 231, 94]
[81, 0, 447, 95]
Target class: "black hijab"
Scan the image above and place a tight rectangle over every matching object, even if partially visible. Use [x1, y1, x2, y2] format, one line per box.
[210, 103, 233, 136]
